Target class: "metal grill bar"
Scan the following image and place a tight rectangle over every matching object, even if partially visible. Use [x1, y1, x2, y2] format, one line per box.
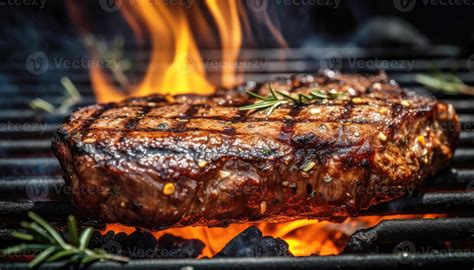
[2, 65, 474, 81]
[451, 149, 474, 166]
[0, 176, 64, 200]
[365, 192, 474, 215]
[0, 124, 58, 140]
[345, 217, 474, 253]
[2, 253, 474, 270]
[428, 169, 474, 186]
[0, 140, 52, 157]
[0, 99, 94, 109]
[0, 201, 72, 224]
[0, 158, 61, 176]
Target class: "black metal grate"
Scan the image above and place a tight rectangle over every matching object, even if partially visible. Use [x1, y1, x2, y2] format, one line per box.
[0, 46, 474, 269]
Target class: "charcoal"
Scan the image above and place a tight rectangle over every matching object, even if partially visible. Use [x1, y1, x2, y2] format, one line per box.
[89, 230, 204, 259]
[214, 226, 293, 257]
[102, 231, 116, 244]
[157, 233, 205, 258]
[89, 230, 116, 249]
[90, 231, 123, 255]
[89, 231, 105, 248]
[115, 232, 128, 244]
[121, 231, 158, 259]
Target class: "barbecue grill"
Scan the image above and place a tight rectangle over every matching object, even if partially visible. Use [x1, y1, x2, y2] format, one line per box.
[1, 45, 473, 269]
[1, 1, 474, 269]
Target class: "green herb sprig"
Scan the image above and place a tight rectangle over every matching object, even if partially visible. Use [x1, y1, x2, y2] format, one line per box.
[84, 35, 131, 88]
[239, 83, 344, 116]
[415, 73, 474, 96]
[0, 212, 129, 268]
[29, 77, 82, 114]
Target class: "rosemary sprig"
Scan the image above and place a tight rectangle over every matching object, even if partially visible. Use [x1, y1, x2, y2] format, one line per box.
[84, 35, 131, 88]
[0, 212, 129, 268]
[239, 83, 344, 115]
[29, 98, 55, 113]
[415, 73, 474, 96]
[29, 77, 82, 114]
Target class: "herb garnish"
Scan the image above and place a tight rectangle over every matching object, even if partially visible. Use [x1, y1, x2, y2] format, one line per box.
[239, 83, 344, 116]
[29, 77, 82, 114]
[0, 212, 129, 268]
[415, 73, 474, 96]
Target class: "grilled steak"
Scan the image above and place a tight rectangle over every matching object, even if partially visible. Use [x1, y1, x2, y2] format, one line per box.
[52, 71, 460, 229]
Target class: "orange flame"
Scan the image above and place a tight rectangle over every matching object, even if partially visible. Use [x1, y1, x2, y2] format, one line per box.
[105, 214, 443, 258]
[206, 0, 242, 87]
[85, 1, 246, 103]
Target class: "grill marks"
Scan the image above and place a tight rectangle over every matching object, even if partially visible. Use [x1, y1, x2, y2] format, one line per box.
[174, 104, 199, 132]
[79, 105, 113, 137]
[52, 72, 462, 230]
[120, 106, 154, 143]
[86, 115, 392, 125]
[79, 76, 412, 144]
[342, 101, 355, 121]
[82, 107, 395, 139]
[278, 106, 301, 144]
[80, 98, 403, 138]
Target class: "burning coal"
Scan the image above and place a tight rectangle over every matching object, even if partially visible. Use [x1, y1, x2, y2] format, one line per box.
[104, 215, 442, 258]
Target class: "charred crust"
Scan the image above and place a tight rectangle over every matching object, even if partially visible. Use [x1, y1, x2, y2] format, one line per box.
[51, 71, 461, 230]
[292, 132, 318, 146]
[221, 126, 236, 136]
[53, 126, 69, 143]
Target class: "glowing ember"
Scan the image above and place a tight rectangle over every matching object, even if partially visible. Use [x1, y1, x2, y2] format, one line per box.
[104, 215, 442, 258]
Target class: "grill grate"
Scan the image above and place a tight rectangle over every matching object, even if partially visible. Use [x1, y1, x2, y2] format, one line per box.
[345, 217, 474, 253]
[0, 47, 474, 269]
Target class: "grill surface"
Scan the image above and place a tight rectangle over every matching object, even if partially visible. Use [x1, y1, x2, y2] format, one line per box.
[0, 46, 474, 269]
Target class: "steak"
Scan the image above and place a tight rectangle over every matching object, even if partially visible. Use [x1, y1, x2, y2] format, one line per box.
[52, 71, 460, 229]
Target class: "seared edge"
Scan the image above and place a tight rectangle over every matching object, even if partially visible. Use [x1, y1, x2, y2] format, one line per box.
[52, 71, 460, 229]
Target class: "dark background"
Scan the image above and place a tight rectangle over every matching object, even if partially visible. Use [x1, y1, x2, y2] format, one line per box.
[0, 0, 472, 96]
[1, 0, 473, 50]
